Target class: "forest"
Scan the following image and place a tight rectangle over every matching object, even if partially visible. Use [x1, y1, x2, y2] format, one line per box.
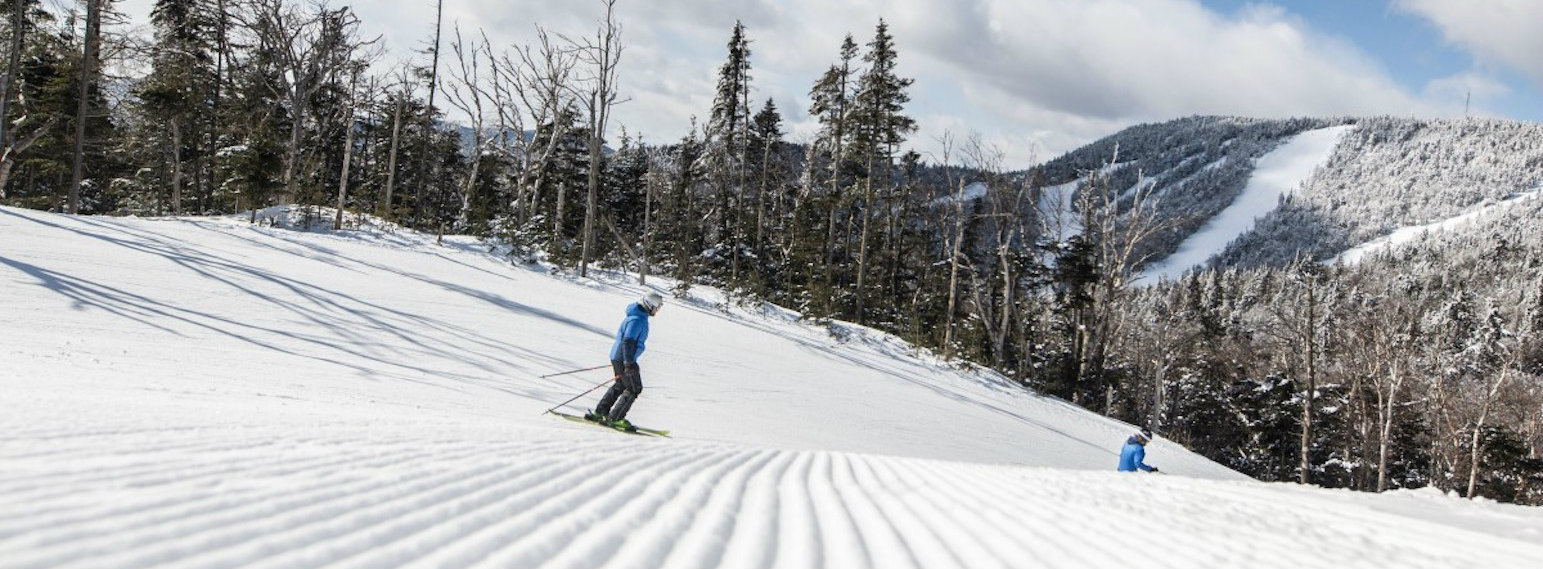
[3, 0, 1540, 503]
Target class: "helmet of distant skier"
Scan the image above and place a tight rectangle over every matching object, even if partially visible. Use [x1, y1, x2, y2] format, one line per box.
[1136, 428, 1153, 443]
[639, 292, 665, 315]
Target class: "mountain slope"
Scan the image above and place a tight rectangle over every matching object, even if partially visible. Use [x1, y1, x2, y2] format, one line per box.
[1144, 124, 1352, 280]
[1217, 117, 1543, 269]
[1033, 116, 1543, 275]
[3, 206, 1542, 569]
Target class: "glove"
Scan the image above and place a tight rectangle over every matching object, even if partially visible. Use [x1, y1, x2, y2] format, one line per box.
[1149, 467, 1160, 473]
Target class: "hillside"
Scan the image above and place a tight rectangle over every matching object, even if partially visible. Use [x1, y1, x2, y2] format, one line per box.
[1032, 116, 1543, 276]
[4, 206, 1543, 568]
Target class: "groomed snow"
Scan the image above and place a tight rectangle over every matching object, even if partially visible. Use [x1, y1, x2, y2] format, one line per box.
[3, 205, 1542, 569]
[1143, 125, 1353, 282]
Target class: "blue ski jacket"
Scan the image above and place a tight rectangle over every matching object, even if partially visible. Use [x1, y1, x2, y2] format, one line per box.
[609, 303, 651, 363]
[1118, 436, 1155, 472]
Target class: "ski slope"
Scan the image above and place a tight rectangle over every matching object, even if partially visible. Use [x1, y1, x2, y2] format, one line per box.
[1333, 187, 1543, 265]
[1143, 125, 1353, 282]
[3, 206, 1542, 569]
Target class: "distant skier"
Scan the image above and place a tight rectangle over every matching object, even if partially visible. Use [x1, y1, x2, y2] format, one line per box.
[1117, 428, 1159, 472]
[587, 292, 664, 432]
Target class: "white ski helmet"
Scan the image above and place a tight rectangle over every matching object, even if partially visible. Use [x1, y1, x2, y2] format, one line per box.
[639, 292, 665, 315]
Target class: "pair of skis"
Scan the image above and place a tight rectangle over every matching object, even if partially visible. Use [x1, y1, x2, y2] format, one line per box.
[549, 410, 670, 437]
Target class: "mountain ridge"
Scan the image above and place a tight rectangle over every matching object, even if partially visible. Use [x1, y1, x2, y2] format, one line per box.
[1023, 115, 1543, 276]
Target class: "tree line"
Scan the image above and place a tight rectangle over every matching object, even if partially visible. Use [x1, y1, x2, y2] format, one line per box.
[4, 0, 1538, 503]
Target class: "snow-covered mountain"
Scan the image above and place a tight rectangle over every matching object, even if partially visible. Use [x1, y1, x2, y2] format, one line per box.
[3, 206, 1542, 568]
[1033, 116, 1543, 278]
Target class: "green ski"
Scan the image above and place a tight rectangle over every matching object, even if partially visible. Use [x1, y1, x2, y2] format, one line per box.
[549, 411, 671, 437]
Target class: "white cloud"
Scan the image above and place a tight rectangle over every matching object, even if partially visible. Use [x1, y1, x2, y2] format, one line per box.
[1394, 0, 1543, 86]
[116, 0, 1456, 168]
[1423, 72, 1513, 117]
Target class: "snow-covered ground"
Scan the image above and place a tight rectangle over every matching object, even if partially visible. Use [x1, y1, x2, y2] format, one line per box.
[1142, 125, 1354, 282]
[929, 181, 988, 207]
[4, 205, 1542, 569]
[1333, 187, 1543, 265]
[1037, 178, 1083, 239]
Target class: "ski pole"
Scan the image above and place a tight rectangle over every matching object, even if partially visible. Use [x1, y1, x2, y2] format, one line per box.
[539, 364, 611, 379]
[544, 376, 617, 415]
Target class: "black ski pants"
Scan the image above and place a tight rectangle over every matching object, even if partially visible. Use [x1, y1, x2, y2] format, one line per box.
[595, 360, 643, 420]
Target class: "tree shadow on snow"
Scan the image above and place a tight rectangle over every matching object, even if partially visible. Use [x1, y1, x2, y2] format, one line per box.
[0, 209, 608, 404]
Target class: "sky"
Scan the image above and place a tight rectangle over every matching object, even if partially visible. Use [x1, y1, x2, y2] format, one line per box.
[113, 0, 1543, 169]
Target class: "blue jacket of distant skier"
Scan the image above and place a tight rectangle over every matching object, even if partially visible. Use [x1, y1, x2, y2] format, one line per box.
[609, 302, 651, 363]
[1118, 436, 1155, 472]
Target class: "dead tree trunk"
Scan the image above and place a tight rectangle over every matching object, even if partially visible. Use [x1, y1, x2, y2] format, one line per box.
[415, 0, 444, 227]
[577, 0, 623, 278]
[382, 89, 403, 219]
[334, 70, 359, 230]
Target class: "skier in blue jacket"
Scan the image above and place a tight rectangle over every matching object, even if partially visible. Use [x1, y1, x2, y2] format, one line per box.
[588, 292, 663, 431]
[1118, 428, 1159, 472]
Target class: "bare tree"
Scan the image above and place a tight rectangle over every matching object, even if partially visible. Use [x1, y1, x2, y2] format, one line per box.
[1257, 258, 1328, 484]
[935, 132, 967, 359]
[1373, 297, 1415, 492]
[444, 25, 495, 230]
[380, 64, 413, 220]
[568, 0, 624, 277]
[962, 137, 1019, 367]
[495, 27, 577, 237]
[243, 0, 372, 207]
[414, 0, 443, 227]
[1069, 152, 1178, 412]
[1339, 285, 1426, 492]
[1463, 301, 1527, 498]
[478, 31, 523, 209]
[333, 66, 360, 229]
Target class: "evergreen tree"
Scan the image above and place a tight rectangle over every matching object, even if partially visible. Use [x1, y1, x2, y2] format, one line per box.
[746, 98, 786, 295]
[665, 124, 704, 290]
[68, 0, 105, 214]
[806, 34, 859, 316]
[849, 19, 915, 324]
[0, 0, 62, 201]
[531, 104, 590, 262]
[138, 0, 216, 214]
[700, 21, 753, 290]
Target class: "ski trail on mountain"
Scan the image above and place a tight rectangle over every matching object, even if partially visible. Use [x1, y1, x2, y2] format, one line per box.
[1143, 124, 1353, 281]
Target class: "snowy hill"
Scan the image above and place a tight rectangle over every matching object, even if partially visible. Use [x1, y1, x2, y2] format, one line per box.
[1142, 124, 1352, 280]
[4, 206, 1543, 568]
[1032, 116, 1543, 276]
